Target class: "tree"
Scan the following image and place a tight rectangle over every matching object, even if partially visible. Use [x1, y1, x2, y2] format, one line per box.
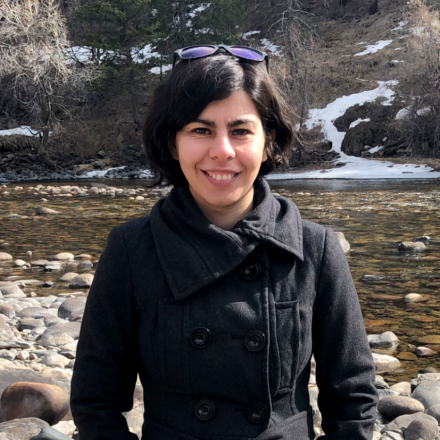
[74, 0, 157, 130]
[0, 0, 94, 160]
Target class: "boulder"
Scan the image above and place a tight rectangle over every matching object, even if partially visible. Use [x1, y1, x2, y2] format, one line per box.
[17, 307, 48, 319]
[405, 417, 439, 440]
[0, 285, 24, 299]
[372, 353, 401, 373]
[426, 403, 440, 424]
[38, 322, 81, 348]
[0, 418, 49, 439]
[30, 426, 73, 440]
[0, 382, 69, 425]
[377, 395, 424, 419]
[381, 411, 437, 433]
[412, 380, 440, 409]
[17, 318, 45, 331]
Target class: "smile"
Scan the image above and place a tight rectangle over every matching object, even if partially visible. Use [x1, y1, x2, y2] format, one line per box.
[204, 171, 238, 181]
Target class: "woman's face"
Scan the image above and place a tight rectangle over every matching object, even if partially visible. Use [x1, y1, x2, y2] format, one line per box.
[174, 89, 267, 218]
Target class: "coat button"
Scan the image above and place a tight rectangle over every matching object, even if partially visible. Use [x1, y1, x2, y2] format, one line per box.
[240, 260, 261, 281]
[195, 399, 215, 420]
[245, 330, 266, 352]
[191, 328, 210, 348]
[247, 403, 267, 423]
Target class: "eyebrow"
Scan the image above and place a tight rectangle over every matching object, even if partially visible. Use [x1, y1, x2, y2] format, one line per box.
[193, 118, 258, 128]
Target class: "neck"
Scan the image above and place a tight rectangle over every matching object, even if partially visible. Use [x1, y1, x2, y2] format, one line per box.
[190, 188, 255, 231]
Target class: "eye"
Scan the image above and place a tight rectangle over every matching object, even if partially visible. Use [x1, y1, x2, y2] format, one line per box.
[233, 128, 251, 136]
[193, 127, 211, 135]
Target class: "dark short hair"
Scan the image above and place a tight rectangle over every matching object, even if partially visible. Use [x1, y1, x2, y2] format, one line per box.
[142, 54, 295, 186]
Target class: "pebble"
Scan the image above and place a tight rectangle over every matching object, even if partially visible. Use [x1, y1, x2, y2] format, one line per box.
[34, 207, 60, 215]
[0, 253, 13, 261]
[404, 293, 423, 303]
[53, 253, 74, 261]
[41, 353, 70, 368]
[68, 273, 94, 288]
[59, 272, 78, 282]
[415, 346, 437, 357]
[372, 353, 401, 373]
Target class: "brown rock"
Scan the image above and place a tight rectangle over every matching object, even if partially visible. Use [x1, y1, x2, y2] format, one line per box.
[0, 382, 69, 425]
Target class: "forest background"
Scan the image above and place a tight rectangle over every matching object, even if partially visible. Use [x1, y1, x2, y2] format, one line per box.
[1, 0, 440, 177]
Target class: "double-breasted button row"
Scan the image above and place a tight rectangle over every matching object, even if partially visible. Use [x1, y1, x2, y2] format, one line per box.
[190, 328, 266, 351]
[240, 260, 261, 281]
[195, 400, 268, 423]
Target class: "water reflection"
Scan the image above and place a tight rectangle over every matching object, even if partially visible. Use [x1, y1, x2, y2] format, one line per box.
[0, 178, 439, 383]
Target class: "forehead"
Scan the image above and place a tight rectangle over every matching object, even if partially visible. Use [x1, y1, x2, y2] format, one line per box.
[199, 90, 260, 121]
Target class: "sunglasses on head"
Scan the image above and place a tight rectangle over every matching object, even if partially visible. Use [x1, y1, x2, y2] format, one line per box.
[173, 45, 269, 71]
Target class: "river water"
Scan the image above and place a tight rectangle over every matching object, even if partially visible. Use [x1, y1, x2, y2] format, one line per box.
[0, 178, 439, 383]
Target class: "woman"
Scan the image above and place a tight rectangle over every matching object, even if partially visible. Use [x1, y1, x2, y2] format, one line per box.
[71, 45, 378, 440]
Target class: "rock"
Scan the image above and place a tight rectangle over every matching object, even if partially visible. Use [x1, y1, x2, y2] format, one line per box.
[390, 382, 411, 395]
[75, 254, 92, 260]
[396, 352, 417, 361]
[0, 351, 17, 362]
[405, 293, 423, 303]
[381, 412, 437, 433]
[405, 416, 439, 440]
[0, 316, 16, 341]
[426, 403, 440, 424]
[17, 307, 48, 319]
[415, 346, 437, 356]
[124, 404, 144, 439]
[334, 232, 350, 253]
[368, 332, 399, 348]
[89, 187, 99, 195]
[413, 235, 430, 242]
[0, 305, 14, 319]
[39, 368, 72, 394]
[50, 421, 75, 437]
[361, 274, 385, 282]
[0, 418, 49, 438]
[31, 260, 50, 267]
[59, 273, 77, 282]
[0, 382, 69, 425]
[35, 207, 59, 215]
[380, 432, 403, 440]
[38, 322, 81, 348]
[53, 253, 74, 261]
[412, 380, 440, 409]
[0, 254, 12, 262]
[68, 274, 94, 288]
[398, 241, 426, 252]
[372, 353, 401, 373]
[418, 335, 440, 344]
[0, 284, 25, 299]
[78, 260, 93, 269]
[41, 353, 70, 368]
[377, 395, 425, 419]
[17, 318, 45, 331]
[57, 299, 85, 320]
[30, 426, 73, 440]
[378, 389, 400, 399]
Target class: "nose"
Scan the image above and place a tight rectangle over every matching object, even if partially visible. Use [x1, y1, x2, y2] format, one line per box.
[209, 133, 235, 161]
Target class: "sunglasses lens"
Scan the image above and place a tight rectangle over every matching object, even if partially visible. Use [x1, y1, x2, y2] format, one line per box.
[180, 46, 216, 59]
[229, 47, 265, 62]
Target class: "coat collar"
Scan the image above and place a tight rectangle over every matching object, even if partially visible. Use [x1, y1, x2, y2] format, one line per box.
[150, 177, 303, 300]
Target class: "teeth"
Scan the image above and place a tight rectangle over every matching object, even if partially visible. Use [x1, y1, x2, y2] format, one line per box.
[207, 172, 234, 181]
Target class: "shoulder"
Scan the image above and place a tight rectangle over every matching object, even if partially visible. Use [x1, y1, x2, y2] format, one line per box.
[108, 216, 152, 249]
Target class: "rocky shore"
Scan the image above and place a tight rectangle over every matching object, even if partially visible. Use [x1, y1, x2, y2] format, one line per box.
[0, 185, 439, 439]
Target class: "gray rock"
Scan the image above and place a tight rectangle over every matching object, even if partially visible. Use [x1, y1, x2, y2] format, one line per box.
[405, 417, 439, 440]
[17, 318, 45, 331]
[380, 432, 403, 440]
[17, 307, 48, 319]
[59, 272, 78, 282]
[0, 350, 17, 362]
[0, 285, 24, 299]
[38, 322, 81, 347]
[398, 241, 427, 252]
[334, 232, 350, 253]
[30, 426, 72, 440]
[426, 403, 440, 424]
[68, 274, 94, 288]
[124, 404, 144, 439]
[390, 382, 411, 395]
[412, 380, 440, 409]
[381, 412, 438, 433]
[57, 299, 85, 320]
[44, 316, 66, 327]
[369, 332, 399, 348]
[0, 316, 16, 341]
[41, 352, 70, 368]
[0, 418, 49, 439]
[377, 396, 425, 419]
[373, 353, 401, 373]
[378, 389, 400, 400]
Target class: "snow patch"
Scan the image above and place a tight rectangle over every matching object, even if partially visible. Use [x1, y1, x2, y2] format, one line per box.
[368, 146, 383, 154]
[354, 40, 393, 56]
[260, 39, 282, 56]
[77, 167, 126, 179]
[349, 118, 371, 129]
[392, 59, 404, 63]
[0, 126, 41, 137]
[242, 30, 261, 40]
[150, 64, 172, 75]
[393, 21, 408, 31]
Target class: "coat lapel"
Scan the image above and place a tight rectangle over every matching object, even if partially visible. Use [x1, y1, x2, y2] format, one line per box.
[150, 178, 304, 300]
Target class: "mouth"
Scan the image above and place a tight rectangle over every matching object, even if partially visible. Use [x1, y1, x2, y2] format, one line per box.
[203, 170, 239, 182]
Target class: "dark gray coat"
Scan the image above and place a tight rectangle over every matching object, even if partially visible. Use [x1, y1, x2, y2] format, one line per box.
[71, 177, 377, 440]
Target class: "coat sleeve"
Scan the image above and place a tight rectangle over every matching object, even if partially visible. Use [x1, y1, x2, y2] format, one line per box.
[70, 226, 139, 440]
[312, 228, 378, 439]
